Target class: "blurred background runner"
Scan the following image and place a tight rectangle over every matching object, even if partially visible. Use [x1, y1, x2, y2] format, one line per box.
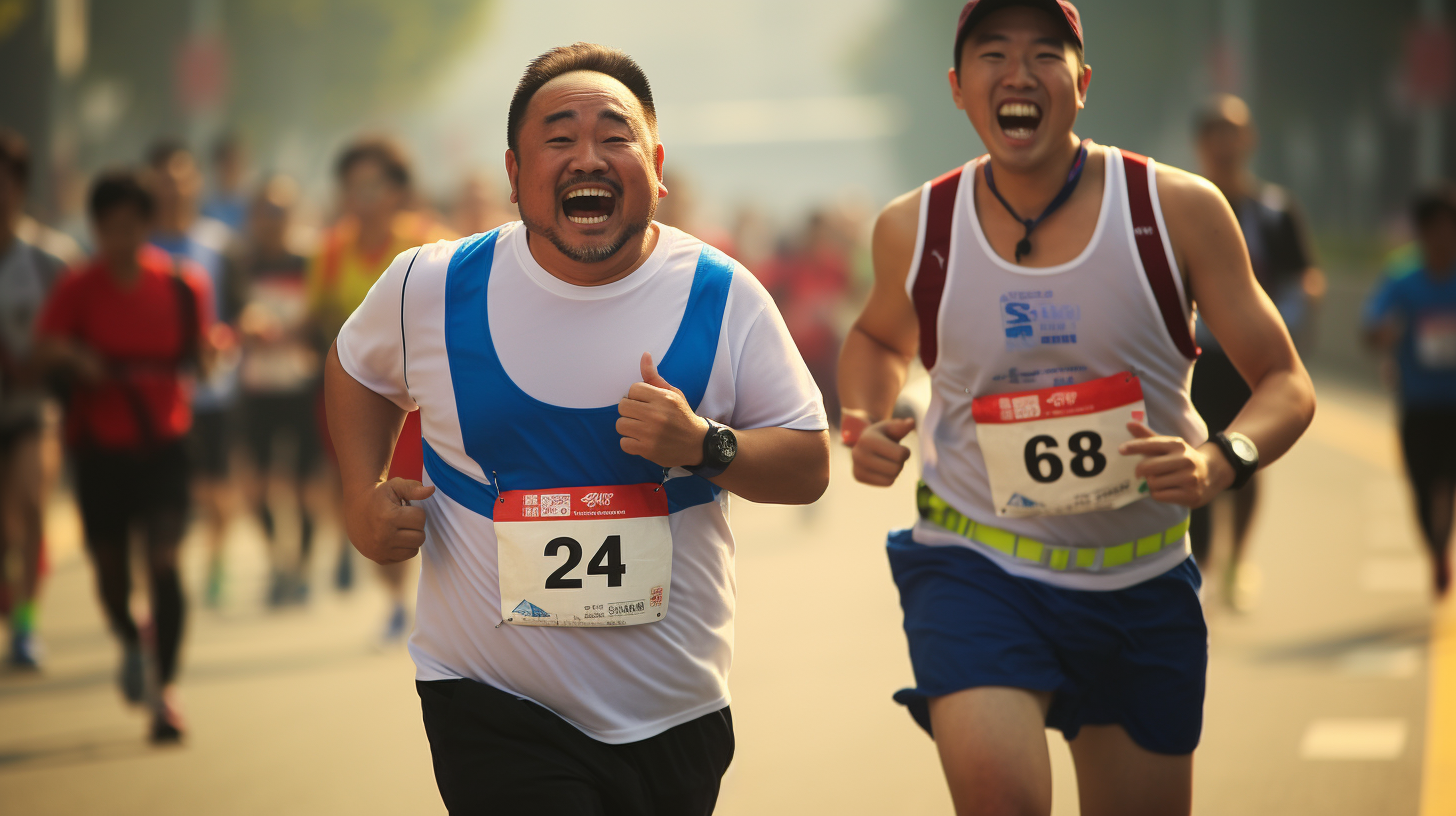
[1364, 184, 1456, 597]
[308, 136, 453, 642]
[1189, 94, 1326, 611]
[0, 128, 64, 670]
[35, 169, 214, 742]
[145, 140, 243, 608]
[234, 175, 322, 607]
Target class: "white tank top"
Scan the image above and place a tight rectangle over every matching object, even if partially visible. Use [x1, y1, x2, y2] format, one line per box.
[907, 146, 1208, 590]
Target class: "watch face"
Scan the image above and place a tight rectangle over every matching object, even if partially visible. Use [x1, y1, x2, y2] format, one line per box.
[716, 433, 737, 462]
[1230, 435, 1257, 463]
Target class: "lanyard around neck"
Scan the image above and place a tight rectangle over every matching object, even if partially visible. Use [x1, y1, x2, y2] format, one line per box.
[983, 140, 1091, 264]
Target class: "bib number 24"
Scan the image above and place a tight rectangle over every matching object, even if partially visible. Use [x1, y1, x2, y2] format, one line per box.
[544, 535, 627, 589]
[1024, 431, 1107, 483]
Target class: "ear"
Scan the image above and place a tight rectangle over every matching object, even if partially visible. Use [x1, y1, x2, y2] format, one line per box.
[1077, 64, 1092, 109]
[504, 149, 520, 205]
[655, 143, 668, 199]
[948, 67, 967, 111]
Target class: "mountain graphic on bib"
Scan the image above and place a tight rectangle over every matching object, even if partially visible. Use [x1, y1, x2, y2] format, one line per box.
[1006, 493, 1043, 509]
[512, 600, 550, 618]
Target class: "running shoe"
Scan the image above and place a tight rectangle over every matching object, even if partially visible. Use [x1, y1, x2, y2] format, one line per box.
[119, 643, 145, 704]
[149, 689, 186, 744]
[381, 603, 408, 645]
[334, 543, 354, 592]
[266, 570, 289, 608]
[1224, 561, 1262, 614]
[9, 631, 41, 670]
[205, 557, 225, 608]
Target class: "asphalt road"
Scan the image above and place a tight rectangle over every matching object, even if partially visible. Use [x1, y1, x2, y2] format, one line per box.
[0, 377, 1442, 815]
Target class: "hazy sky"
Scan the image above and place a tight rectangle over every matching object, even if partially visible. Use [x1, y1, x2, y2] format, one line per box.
[402, 0, 901, 224]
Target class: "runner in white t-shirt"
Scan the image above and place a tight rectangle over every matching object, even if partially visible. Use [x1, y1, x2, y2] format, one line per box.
[325, 43, 829, 815]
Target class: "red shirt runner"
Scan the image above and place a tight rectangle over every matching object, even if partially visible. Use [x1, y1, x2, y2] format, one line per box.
[36, 246, 213, 450]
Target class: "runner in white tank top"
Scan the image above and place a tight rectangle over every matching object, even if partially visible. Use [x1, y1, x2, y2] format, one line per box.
[838, 2, 1315, 814]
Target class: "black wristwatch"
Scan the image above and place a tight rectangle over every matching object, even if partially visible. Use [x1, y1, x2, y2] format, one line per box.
[1212, 431, 1259, 490]
[686, 418, 737, 479]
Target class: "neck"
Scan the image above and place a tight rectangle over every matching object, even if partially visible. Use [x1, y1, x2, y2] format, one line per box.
[986, 134, 1084, 215]
[108, 250, 142, 283]
[356, 212, 396, 256]
[527, 222, 659, 287]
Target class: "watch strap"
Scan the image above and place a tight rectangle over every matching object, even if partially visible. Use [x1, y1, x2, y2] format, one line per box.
[686, 419, 732, 479]
[1213, 431, 1257, 491]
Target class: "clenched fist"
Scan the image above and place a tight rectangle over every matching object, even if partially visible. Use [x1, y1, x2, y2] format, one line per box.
[616, 352, 709, 469]
[346, 478, 436, 564]
[846, 414, 916, 487]
[1119, 422, 1232, 508]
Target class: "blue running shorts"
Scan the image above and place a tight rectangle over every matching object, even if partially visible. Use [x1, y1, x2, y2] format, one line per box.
[887, 528, 1207, 755]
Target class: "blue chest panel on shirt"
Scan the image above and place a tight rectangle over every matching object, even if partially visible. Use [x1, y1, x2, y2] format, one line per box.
[424, 228, 733, 519]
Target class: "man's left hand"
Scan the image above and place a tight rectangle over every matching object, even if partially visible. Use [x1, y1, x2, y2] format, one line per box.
[1119, 422, 1233, 508]
[617, 352, 709, 469]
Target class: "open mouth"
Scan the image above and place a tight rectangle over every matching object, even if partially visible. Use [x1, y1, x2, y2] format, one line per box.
[996, 101, 1042, 142]
[561, 187, 617, 225]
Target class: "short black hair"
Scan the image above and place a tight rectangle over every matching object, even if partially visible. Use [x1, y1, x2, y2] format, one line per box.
[146, 137, 192, 170]
[334, 135, 412, 191]
[1413, 184, 1456, 232]
[0, 127, 29, 190]
[507, 42, 657, 153]
[89, 168, 156, 222]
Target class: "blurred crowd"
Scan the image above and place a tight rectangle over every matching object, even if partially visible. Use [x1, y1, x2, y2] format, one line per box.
[2, 88, 1454, 744]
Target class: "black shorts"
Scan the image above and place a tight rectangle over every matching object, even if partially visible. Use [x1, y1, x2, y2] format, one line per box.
[1190, 349, 1251, 435]
[418, 678, 734, 816]
[241, 390, 320, 479]
[74, 441, 190, 545]
[187, 408, 232, 479]
[1400, 408, 1456, 487]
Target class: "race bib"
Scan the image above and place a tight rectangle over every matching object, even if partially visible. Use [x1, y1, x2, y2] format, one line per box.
[1417, 315, 1456, 370]
[973, 373, 1149, 518]
[495, 483, 671, 627]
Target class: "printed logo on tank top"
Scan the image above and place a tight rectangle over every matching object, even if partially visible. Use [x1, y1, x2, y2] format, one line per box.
[999, 290, 1082, 350]
[990, 364, 1090, 389]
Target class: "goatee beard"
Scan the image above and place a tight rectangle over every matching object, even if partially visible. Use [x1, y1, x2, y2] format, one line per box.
[520, 195, 656, 264]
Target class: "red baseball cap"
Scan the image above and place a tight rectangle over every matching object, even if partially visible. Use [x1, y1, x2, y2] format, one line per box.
[954, 0, 1083, 65]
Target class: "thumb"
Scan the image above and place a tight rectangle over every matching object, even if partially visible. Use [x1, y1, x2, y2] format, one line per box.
[640, 352, 672, 388]
[884, 416, 917, 442]
[1126, 421, 1157, 439]
[393, 479, 436, 503]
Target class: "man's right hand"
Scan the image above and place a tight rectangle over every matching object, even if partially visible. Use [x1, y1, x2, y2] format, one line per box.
[849, 416, 916, 486]
[348, 478, 436, 564]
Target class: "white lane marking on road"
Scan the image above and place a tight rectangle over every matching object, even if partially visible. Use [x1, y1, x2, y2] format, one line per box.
[1360, 558, 1427, 592]
[1339, 646, 1423, 678]
[1300, 718, 1408, 760]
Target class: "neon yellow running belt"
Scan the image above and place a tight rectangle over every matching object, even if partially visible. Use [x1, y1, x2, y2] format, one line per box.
[916, 482, 1189, 572]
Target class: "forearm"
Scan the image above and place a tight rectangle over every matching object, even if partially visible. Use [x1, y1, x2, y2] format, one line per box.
[1214, 364, 1316, 471]
[838, 326, 912, 424]
[323, 343, 407, 528]
[708, 426, 830, 505]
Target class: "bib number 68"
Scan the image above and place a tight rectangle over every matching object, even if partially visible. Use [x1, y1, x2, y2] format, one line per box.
[1024, 431, 1107, 483]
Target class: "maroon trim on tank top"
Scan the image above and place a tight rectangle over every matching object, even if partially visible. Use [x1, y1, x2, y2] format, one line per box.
[912, 167, 964, 371]
[1120, 149, 1200, 361]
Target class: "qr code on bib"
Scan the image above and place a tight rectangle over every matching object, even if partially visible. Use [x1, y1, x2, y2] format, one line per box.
[539, 494, 571, 517]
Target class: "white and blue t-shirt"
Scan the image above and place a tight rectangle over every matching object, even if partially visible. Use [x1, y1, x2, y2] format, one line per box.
[337, 221, 826, 743]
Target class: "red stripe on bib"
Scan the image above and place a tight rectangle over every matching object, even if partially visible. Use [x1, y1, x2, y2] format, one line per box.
[971, 372, 1144, 424]
[495, 483, 669, 523]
